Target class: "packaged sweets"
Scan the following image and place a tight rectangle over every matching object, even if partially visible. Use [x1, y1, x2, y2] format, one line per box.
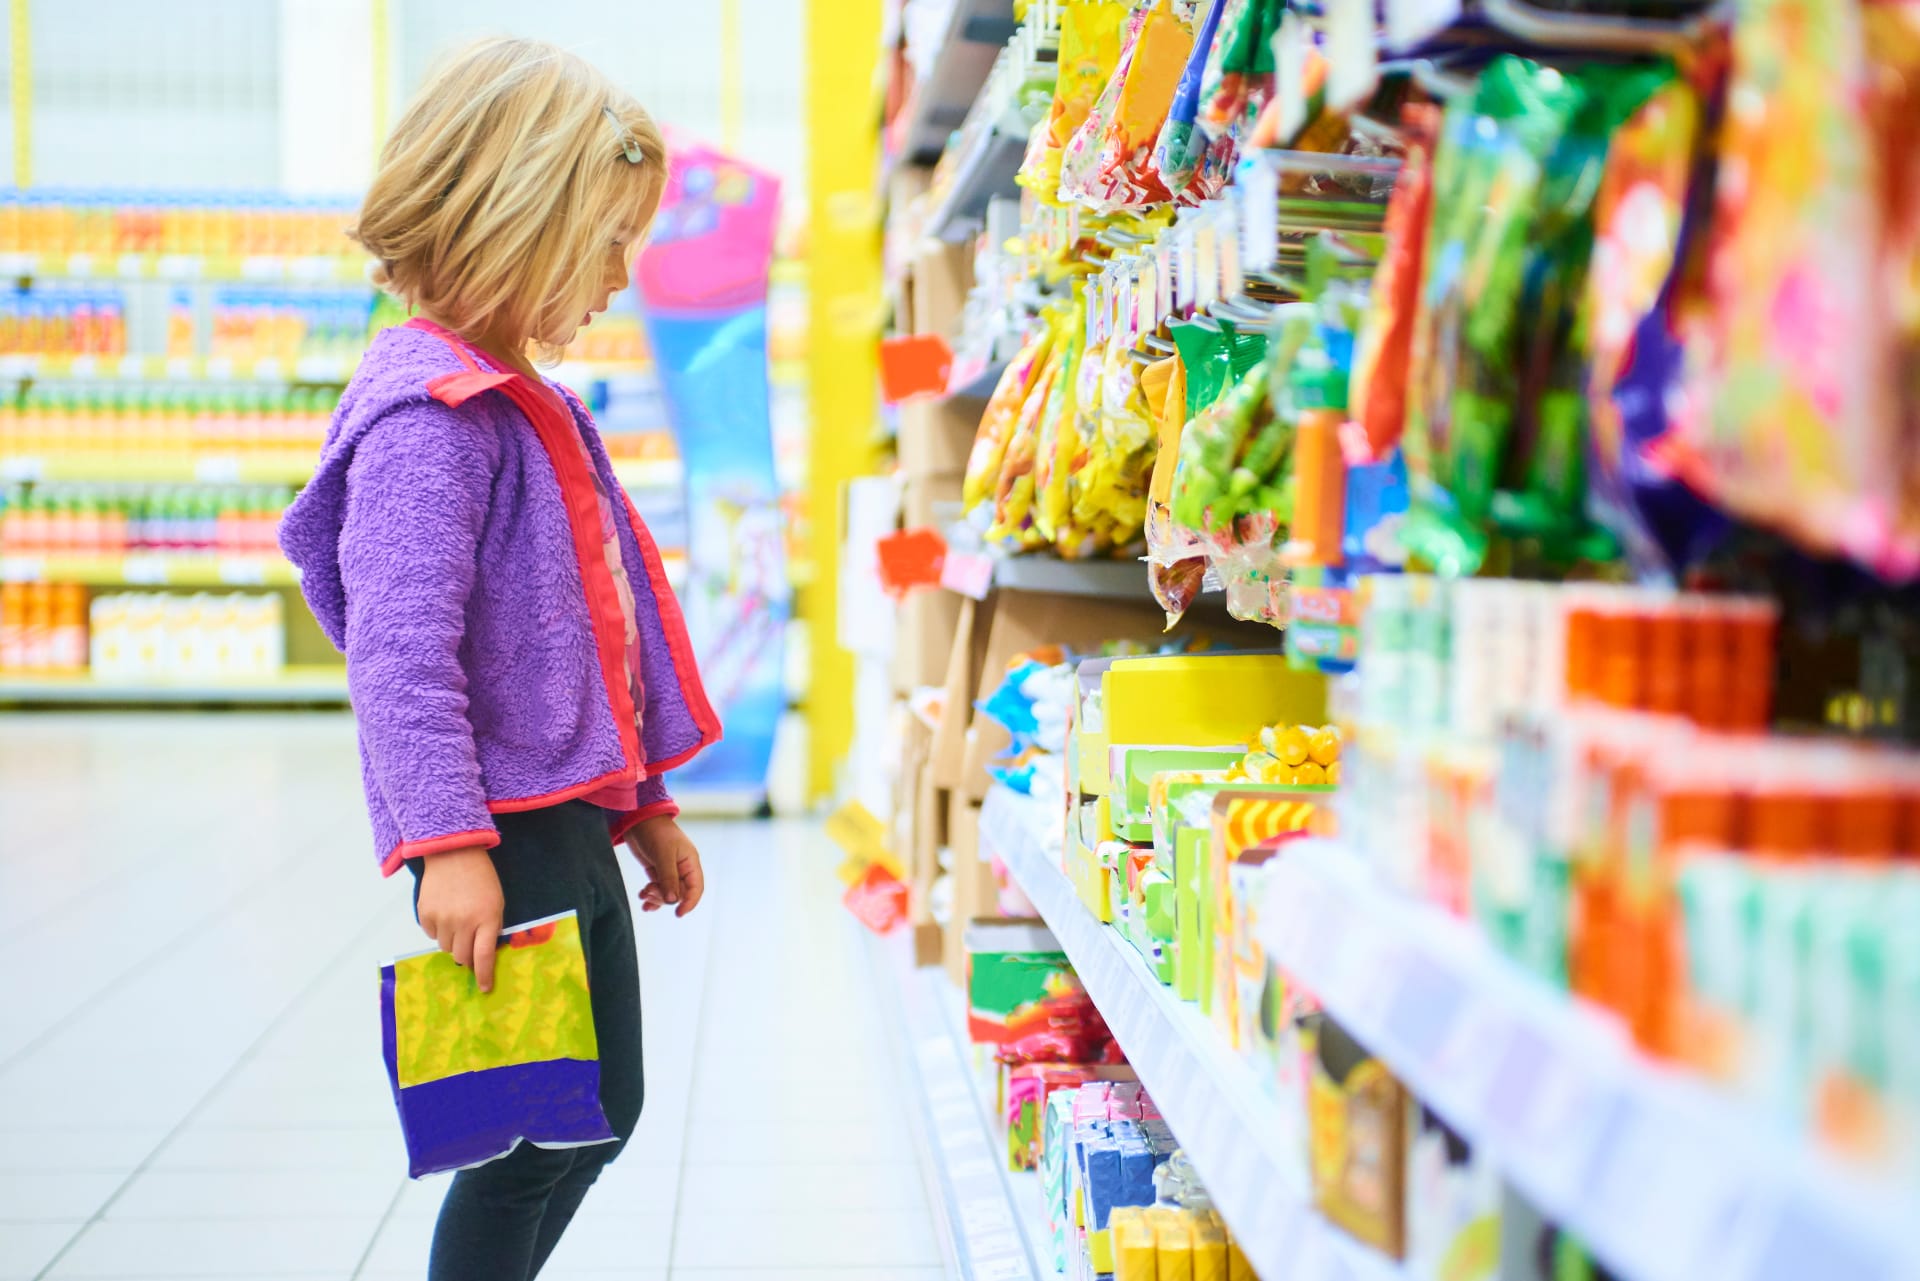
[381, 912, 616, 1178]
[1673, 0, 1918, 579]
[1151, 0, 1230, 195]
[1349, 103, 1440, 460]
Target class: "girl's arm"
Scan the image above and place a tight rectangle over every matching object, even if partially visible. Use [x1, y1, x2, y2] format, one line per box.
[339, 401, 503, 863]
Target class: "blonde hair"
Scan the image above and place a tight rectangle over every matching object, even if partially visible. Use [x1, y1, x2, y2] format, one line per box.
[352, 36, 667, 361]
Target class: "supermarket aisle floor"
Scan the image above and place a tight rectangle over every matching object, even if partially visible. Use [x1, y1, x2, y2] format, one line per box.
[0, 714, 946, 1281]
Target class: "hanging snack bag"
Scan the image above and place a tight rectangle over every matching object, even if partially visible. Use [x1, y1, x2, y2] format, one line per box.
[382, 912, 615, 1178]
[1401, 57, 1585, 577]
[965, 323, 1056, 512]
[1035, 307, 1089, 546]
[1673, 0, 1918, 578]
[1062, 0, 1196, 212]
[1021, 0, 1130, 195]
[1349, 103, 1440, 459]
[991, 330, 1068, 548]
[1197, 0, 1282, 141]
[1152, 0, 1230, 194]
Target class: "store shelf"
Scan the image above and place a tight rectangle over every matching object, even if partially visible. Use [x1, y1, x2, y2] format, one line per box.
[980, 785, 1405, 1281]
[924, 116, 1029, 243]
[0, 251, 367, 284]
[946, 353, 1009, 400]
[1, 452, 316, 484]
[869, 926, 1052, 1281]
[895, 0, 1020, 166]
[0, 553, 298, 587]
[0, 663, 348, 704]
[0, 353, 358, 383]
[994, 556, 1150, 600]
[1257, 841, 1920, 1281]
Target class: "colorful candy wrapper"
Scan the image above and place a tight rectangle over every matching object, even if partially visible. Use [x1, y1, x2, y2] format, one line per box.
[1152, 0, 1228, 193]
[381, 911, 615, 1178]
[1673, 0, 1920, 578]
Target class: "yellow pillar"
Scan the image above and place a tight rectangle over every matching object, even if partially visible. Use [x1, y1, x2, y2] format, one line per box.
[718, 0, 743, 153]
[370, 0, 391, 151]
[803, 0, 884, 802]
[9, 0, 30, 187]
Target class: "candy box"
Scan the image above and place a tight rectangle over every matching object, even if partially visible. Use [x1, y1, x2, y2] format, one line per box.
[965, 921, 1108, 1063]
[1306, 1015, 1407, 1258]
[1405, 1101, 1500, 1281]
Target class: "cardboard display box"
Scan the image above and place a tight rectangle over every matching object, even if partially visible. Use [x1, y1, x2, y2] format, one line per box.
[897, 396, 981, 479]
[893, 586, 965, 694]
[902, 472, 964, 531]
[943, 796, 988, 986]
[959, 592, 1169, 801]
[908, 240, 973, 341]
[932, 595, 995, 790]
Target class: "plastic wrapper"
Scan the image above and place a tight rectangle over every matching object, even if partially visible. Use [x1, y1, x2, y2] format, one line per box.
[965, 323, 1055, 511]
[382, 911, 616, 1178]
[1671, 0, 1920, 578]
[1060, 0, 1194, 212]
[1151, 0, 1229, 195]
[1021, 0, 1129, 196]
[1034, 307, 1088, 545]
[1171, 312, 1297, 534]
[1401, 58, 1584, 577]
[990, 336, 1067, 547]
[1197, 0, 1281, 142]
[1580, 70, 1726, 579]
[1349, 104, 1440, 459]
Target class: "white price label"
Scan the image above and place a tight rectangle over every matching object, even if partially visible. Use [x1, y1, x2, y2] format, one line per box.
[218, 558, 268, 587]
[252, 358, 285, 382]
[1273, 12, 1312, 147]
[289, 256, 335, 282]
[1, 556, 45, 582]
[240, 255, 283, 281]
[165, 357, 197, 380]
[156, 254, 200, 280]
[1386, 0, 1462, 47]
[196, 457, 243, 484]
[116, 253, 145, 279]
[122, 555, 169, 586]
[1481, 1026, 1616, 1205]
[204, 358, 237, 381]
[1, 457, 43, 482]
[1325, 0, 1379, 111]
[1584, 1099, 1750, 1280]
[1239, 157, 1280, 275]
[66, 254, 95, 278]
[67, 356, 99, 378]
[940, 550, 994, 601]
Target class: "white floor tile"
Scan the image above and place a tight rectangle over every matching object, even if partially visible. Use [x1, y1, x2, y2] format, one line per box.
[148, 1126, 406, 1173]
[684, 1117, 916, 1167]
[0, 718, 947, 1280]
[671, 1208, 942, 1270]
[0, 1222, 81, 1279]
[674, 1162, 933, 1217]
[43, 1217, 370, 1277]
[106, 1169, 401, 1222]
[0, 1171, 124, 1223]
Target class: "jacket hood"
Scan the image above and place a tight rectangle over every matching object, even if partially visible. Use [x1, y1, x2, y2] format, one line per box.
[280, 325, 477, 648]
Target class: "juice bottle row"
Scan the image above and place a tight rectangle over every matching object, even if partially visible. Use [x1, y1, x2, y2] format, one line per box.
[204, 287, 374, 362]
[0, 190, 361, 260]
[0, 485, 294, 556]
[0, 583, 289, 680]
[0, 581, 86, 672]
[0, 384, 339, 458]
[0, 286, 127, 355]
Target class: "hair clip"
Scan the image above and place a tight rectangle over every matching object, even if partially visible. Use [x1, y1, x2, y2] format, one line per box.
[603, 105, 644, 165]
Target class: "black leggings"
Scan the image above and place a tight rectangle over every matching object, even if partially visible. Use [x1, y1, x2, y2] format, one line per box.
[407, 800, 644, 1281]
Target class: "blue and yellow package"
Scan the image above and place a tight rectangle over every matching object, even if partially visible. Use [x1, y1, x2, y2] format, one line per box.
[380, 910, 616, 1178]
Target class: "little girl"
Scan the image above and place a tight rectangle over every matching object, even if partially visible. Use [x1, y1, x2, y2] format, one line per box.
[280, 36, 719, 1281]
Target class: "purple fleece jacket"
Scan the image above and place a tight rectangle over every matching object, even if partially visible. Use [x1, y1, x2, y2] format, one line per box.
[281, 321, 721, 874]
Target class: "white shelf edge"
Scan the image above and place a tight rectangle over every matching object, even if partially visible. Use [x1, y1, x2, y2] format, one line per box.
[1257, 840, 1920, 1281]
[980, 785, 1406, 1281]
[866, 925, 1049, 1280]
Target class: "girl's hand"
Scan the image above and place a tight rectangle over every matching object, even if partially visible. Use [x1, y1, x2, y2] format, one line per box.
[625, 817, 705, 917]
[417, 847, 506, 993]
